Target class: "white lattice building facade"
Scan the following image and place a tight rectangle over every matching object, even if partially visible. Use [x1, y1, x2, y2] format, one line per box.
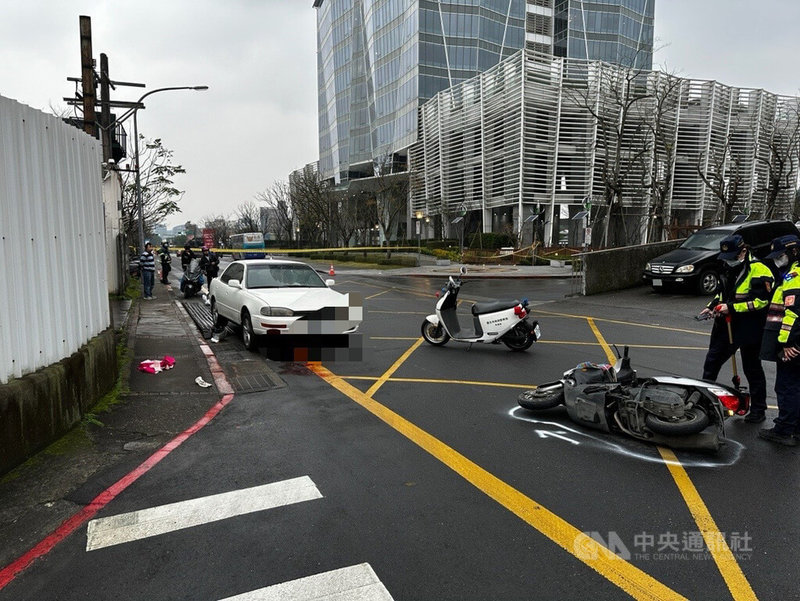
[409, 50, 800, 245]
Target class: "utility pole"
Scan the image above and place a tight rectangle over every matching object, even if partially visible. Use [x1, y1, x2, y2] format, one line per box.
[99, 53, 112, 163]
[79, 16, 96, 138]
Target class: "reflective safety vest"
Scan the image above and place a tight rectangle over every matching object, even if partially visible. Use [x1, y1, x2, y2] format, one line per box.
[708, 253, 773, 314]
[776, 263, 800, 345]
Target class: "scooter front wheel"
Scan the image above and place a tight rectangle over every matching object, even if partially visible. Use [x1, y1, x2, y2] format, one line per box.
[518, 383, 564, 410]
[421, 320, 450, 346]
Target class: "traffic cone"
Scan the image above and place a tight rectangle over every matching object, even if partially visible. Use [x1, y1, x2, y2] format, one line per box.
[329, 264, 335, 276]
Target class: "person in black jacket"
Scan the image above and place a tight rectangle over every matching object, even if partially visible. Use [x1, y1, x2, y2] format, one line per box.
[199, 246, 220, 286]
[179, 243, 196, 272]
[158, 241, 172, 284]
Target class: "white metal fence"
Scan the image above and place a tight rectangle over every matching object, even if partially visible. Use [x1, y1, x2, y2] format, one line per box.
[0, 95, 110, 384]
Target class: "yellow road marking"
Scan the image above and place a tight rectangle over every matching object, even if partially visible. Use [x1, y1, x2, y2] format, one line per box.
[536, 309, 708, 336]
[587, 318, 755, 599]
[344, 375, 537, 389]
[658, 448, 758, 601]
[308, 363, 687, 601]
[539, 341, 707, 350]
[587, 317, 616, 363]
[365, 338, 425, 397]
[366, 289, 390, 300]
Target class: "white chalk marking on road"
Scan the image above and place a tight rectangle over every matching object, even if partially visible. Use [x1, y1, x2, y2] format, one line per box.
[536, 429, 580, 445]
[218, 563, 394, 601]
[86, 476, 322, 551]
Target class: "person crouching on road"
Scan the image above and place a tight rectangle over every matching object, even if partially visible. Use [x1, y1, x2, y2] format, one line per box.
[699, 234, 773, 422]
[759, 235, 800, 446]
[140, 241, 157, 300]
[158, 241, 172, 284]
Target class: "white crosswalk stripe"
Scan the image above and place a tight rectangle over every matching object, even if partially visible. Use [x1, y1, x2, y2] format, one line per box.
[217, 563, 394, 601]
[86, 476, 322, 551]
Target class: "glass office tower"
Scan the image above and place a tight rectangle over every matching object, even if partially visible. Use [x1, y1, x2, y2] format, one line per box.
[553, 0, 654, 70]
[315, 0, 526, 183]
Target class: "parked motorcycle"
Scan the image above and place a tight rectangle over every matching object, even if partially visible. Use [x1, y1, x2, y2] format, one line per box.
[421, 267, 541, 351]
[180, 258, 205, 299]
[517, 346, 750, 451]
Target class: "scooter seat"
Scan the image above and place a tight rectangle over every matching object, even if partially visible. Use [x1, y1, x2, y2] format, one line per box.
[472, 300, 520, 315]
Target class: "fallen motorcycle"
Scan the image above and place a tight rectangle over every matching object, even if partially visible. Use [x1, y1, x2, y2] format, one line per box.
[517, 346, 750, 452]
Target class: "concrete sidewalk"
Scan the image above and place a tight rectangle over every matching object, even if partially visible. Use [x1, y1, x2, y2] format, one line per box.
[0, 278, 224, 571]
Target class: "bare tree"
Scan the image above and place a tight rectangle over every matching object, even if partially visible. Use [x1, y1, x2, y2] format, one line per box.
[639, 72, 682, 242]
[289, 165, 335, 247]
[759, 102, 800, 219]
[233, 200, 262, 233]
[256, 180, 294, 245]
[121, 136, 185, 248]
[697, 134, 745, 224]
[569, 63, 653, 247]
[372, 152, 409, 257]
[201, 214, 233, 248]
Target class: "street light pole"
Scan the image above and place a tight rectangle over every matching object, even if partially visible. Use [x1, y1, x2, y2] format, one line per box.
[128, 85, 209, 254]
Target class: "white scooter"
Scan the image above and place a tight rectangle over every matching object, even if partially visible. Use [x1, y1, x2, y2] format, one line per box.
[421, 267, 541, 351]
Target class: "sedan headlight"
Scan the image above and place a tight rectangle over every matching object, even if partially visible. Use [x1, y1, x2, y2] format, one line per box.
[645, 262, 651, 271]
[260, 307, 294, 317]
[675, 265, 695, 274]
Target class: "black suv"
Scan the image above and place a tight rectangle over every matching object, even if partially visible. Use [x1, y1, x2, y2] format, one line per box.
[643, 220, 800, 295]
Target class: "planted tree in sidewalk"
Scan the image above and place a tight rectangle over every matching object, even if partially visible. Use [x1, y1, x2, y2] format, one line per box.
[121, 136, 185, 248]
[372, 152, 409, 257]
[697, 134, 745, 224]
[568, 62, 653, 247]
[759, 100, 800, 219]
[289, 164, 335, 248]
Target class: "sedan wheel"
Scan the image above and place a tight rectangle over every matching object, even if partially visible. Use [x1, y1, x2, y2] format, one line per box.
[242, 312, 258, 352]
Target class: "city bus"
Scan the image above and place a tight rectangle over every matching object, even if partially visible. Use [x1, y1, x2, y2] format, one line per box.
[229, 232, 266, 259]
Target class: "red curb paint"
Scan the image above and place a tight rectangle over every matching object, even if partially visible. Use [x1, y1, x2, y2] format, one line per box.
[0, 305, 237, 591]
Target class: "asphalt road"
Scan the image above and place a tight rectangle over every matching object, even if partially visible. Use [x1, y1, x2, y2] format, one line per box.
[2, 274, 798, 601]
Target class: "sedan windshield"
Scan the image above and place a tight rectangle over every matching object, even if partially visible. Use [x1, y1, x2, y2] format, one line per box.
[245, 264, 326, 289]
[679, 231, 729, 251]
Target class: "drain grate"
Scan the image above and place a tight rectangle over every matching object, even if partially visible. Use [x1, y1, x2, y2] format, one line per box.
[226, 360, 284, 393]
[181, 300, 216, 335]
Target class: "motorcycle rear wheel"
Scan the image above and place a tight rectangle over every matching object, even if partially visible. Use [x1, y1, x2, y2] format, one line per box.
[644, 407, 710, 436]
[518, 383, 564, 410]
[421, 320, 450, 346]
[502, 323, 535, 351]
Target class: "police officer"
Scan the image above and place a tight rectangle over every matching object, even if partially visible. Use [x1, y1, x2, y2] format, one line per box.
[158, 241, 172, 284]
[699, 234, 774, 422]
[759, 235, 800, 446]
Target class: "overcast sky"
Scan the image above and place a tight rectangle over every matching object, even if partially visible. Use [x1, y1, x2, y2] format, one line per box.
[2, 1, 799, 229]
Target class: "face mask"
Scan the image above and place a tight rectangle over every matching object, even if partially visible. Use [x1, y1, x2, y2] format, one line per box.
[724, 257, 744, 267]
[775, 255, 789, 269]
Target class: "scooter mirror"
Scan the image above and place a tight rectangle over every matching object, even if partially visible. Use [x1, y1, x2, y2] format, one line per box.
[460, 266, 468, 275]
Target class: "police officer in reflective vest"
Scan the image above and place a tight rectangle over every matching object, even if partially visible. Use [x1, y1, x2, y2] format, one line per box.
[759, 235, 800, 445]
[699, 234, 774, 422]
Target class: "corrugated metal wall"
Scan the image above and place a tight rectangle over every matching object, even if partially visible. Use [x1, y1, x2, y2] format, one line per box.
[0, 96, 110, 384]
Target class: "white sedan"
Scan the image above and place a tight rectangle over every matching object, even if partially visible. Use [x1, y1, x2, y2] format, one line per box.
[209, 259, 362, 351]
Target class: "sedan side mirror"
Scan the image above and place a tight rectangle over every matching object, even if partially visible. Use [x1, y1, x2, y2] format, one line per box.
[326, 279, 335, 286]
[228, 279, 242, 289]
